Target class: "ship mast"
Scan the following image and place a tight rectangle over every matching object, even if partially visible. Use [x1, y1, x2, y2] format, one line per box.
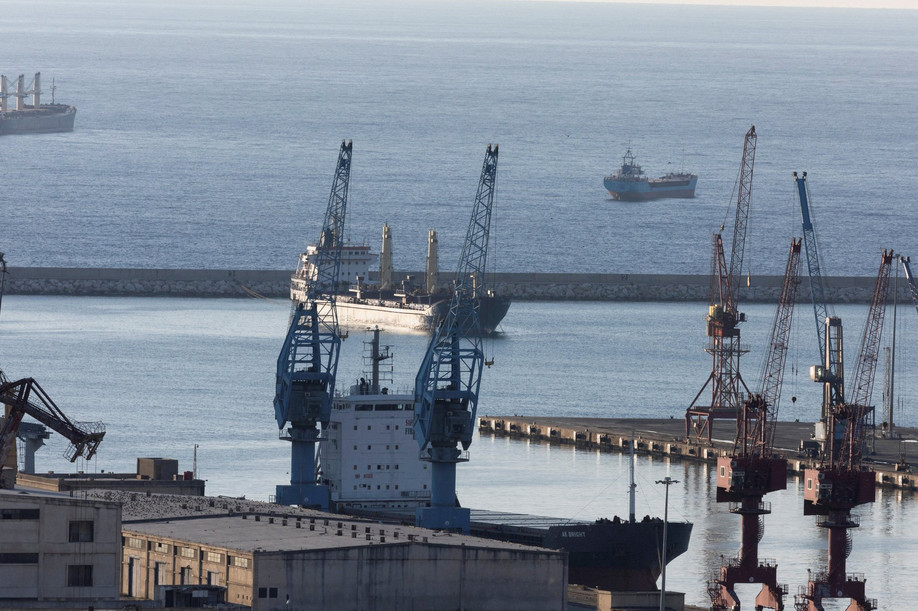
[426, 229, 439, 295]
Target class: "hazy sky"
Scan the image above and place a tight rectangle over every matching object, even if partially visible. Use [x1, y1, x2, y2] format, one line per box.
[525, 0, 918, 8]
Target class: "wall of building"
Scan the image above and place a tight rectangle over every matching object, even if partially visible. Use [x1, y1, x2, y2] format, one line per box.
[6, 266, 899, 303]
[0, 490, 121, 600]
[121, 531, 252, 605]
[253, 543, 567, 611]
[120, 528, 566, 611]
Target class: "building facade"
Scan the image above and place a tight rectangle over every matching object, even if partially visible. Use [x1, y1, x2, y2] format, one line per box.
[0, 488, 121, 601]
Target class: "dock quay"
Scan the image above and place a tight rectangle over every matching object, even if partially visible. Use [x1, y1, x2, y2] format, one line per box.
[478, 416, 918, 492]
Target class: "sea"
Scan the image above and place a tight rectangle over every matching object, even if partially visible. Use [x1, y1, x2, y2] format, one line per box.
[2, 1, 918, 609]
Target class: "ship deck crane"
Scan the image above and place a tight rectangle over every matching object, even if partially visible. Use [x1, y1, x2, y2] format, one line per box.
[794, 250, 893, 611]
[273, 140, 351, 509]
[709, 239, 801, 611]
[900, 256, 918, 315]
[0, 378, 105, 488]
[413, 144, 498, 533]
[686, 126, 756, 442]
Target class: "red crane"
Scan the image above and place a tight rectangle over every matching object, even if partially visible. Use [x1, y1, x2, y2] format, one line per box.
[709, 238, 802, 611]
[794, 250, 893, 611]
[686, 126, 756, 441]
[0, 378, 105, 488]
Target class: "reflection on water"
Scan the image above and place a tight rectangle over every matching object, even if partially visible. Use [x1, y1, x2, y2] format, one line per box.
[0, 297, 914, 609]
[462, 434, 916, 610]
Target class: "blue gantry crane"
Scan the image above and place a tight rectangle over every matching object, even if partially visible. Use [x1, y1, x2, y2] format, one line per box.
[274, 140, 352, 509]
[794, 172, 845, 450]
[413, 144, 498, 533]
[900, 256, 918, 315]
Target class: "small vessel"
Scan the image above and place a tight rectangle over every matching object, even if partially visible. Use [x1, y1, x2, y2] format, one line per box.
[319, 329, 693, 592]
[604, 148, 696, 201]
[0, 73, 76, 136]
[291, 224, 510, 334]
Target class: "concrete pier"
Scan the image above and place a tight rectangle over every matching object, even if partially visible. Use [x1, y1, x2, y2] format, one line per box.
[4, 267, 903, 302]
[478, 416, 918, 492]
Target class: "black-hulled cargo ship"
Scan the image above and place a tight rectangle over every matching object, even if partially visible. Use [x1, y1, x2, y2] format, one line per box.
[0, 73, 76, 135]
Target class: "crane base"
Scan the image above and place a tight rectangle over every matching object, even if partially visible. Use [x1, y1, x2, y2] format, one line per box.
[275, 483, 330, 510]
[416, 506, 470, 533]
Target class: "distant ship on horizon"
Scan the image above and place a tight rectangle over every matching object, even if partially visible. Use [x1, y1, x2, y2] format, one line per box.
[0, 72, 76, 136]
[603, 148, 696, 201]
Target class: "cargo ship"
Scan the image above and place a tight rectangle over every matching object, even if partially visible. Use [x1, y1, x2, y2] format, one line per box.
[318, 329, 692, 592]
[0, 73, 76, 135]
[291, 224, 510, 334]
[603, 148, 696, 201]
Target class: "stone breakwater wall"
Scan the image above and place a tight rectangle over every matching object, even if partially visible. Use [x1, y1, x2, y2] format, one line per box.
[5, 267, 893, 303]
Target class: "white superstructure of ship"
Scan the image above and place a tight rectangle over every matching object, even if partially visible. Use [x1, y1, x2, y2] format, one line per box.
[317, 328, 432, 511]
[291, 224, 509, 334]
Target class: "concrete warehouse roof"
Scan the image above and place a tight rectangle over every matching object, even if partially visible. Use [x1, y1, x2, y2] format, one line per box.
[87, 490, 554, 555]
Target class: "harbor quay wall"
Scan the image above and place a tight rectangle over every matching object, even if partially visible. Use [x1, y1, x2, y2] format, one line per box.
[4, 267, 898, 303]
[478, 416, 918, 493]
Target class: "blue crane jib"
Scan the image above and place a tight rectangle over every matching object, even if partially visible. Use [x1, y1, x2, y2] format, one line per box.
[413, 144, 498, 532]
[273, 140, 351, 509]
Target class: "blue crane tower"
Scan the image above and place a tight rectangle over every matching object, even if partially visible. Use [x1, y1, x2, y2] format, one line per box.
[413, 144, 498, 533]
[794, 172, 844, 446]
[273, 140, 352, 509]
[900, 256, 918, 315]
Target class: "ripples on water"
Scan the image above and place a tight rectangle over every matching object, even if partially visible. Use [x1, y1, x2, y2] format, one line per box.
[0, 296, 915, 609]
[1, 0, 917, 276]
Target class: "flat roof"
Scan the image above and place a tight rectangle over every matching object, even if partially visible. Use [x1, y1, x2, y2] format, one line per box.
[94, 491, 556, 555]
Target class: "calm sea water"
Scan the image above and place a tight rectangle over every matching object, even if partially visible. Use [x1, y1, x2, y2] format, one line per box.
[3, 2, 918, 608]
[2, 0, 918, 277]
[1, 296, 916, 609]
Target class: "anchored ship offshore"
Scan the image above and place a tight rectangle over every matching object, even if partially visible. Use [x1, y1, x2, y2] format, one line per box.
[603, 148, 696, 201]
[291, 224, 510, 334]
[0, 72, 76, 135]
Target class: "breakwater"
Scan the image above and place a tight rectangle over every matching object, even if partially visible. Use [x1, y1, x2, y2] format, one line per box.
[4, 267, 896, 302]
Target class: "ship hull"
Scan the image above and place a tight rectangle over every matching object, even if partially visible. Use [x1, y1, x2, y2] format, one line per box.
[0, 105, 76, 135]
[345, 505, 692, 591]
[305, 293, 510, 334]
[604, 175, 697, 201]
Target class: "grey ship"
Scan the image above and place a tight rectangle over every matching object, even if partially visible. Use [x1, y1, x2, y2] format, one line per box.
[0, 73, 76, 135]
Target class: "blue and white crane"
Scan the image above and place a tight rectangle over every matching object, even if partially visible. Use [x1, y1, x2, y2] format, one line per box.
[274, 140, 351, 509]
[413, 144, 498, 533]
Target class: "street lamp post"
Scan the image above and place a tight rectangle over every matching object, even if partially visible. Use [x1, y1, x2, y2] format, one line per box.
[656, 476, 679, 611]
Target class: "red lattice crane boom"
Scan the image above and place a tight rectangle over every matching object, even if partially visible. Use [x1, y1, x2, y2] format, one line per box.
[795, 250, 892, 611]
[710, 238, 801, 611]
[686, 126, 756, 442]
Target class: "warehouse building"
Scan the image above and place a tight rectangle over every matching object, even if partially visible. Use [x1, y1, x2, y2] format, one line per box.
[112, 492, 567, 611]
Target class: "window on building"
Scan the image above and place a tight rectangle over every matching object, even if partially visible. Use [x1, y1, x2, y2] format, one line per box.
[180, 566, 191, 585]
[0, 553, 38, 564]
[207, 571, 219, 586]
[69, 521, 94, 543]
[258, 587, 268, 598]
[0, 508, 40, 520]
[206, 551, 223, 563]
[269, 587, 278, 598]
[67, 565, 93, 587]
[180, 547, 196, 559]
[154, 562, 163, 587]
